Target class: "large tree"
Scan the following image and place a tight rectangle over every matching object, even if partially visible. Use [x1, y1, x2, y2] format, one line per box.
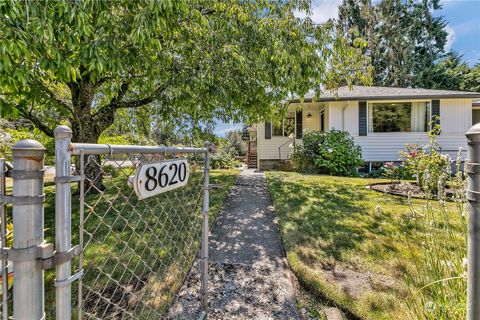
[1, 0, 368, 140]
[0, 0, 368, 187]
[337, 0, 447, 88]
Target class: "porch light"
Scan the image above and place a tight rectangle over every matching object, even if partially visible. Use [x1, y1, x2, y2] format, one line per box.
[307, 112, 312, 119]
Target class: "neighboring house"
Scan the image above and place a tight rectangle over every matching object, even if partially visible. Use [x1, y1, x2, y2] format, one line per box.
[249, 85, 480, 170]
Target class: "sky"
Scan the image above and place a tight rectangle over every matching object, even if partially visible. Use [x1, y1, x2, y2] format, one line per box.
[214, 0, 480, 137]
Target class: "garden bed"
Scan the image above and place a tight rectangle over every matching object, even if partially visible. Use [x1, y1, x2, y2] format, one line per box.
[368, 181, 457, 199]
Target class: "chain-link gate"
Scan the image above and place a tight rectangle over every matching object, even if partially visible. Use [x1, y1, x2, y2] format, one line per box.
[0, 126, 211, 319]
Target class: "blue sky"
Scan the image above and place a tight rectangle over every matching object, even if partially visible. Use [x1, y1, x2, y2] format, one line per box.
[214, 0, 480, 136]
[440, 0, 480, 65]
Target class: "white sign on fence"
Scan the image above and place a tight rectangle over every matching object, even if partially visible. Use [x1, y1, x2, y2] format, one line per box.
[132, 159, 190, 199]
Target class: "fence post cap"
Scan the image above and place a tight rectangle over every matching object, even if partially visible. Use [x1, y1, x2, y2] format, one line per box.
[12, 139, 45, 151]
[466, 123, 480, 142]
[12, 139, 46, 159]
[54, 125, 73, 138]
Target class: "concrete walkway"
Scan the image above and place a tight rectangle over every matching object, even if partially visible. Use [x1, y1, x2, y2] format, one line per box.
[168, 169, 301, 319]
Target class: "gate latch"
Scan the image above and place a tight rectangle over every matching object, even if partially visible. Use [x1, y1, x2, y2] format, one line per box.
[42, 245, 82, 270]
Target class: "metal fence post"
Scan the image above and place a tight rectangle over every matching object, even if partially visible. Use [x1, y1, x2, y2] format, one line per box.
[11, 140, 46, 320]
[0, 159, 8, 320]
[466, 123, 480, 320]
[200, 142, 211, 318]
[54, 126, 73, 319]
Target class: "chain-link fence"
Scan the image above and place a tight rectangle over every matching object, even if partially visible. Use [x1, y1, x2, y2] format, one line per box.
[0, 126, 211, 320]
[73, 151, 207, 319]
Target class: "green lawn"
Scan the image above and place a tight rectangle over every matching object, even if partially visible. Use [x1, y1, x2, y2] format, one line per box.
[266, 171, 467, 320]
[40, 168, 239, 318]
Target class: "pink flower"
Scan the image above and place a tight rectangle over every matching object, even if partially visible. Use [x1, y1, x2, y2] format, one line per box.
[385, 162, 394, 168]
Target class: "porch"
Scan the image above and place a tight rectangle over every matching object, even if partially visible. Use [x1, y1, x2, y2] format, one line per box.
[255, 102, 327, 169]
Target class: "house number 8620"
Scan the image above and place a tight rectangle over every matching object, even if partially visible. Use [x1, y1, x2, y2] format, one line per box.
[144, 162, 188, 191]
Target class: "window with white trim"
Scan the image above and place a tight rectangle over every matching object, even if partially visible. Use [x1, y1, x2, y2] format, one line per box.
[368, 102, 431, 133]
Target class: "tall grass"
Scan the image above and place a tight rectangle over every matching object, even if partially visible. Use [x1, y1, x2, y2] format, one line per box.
[403, 150, 467, 319]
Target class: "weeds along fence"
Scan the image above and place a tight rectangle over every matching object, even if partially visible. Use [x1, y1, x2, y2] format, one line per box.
[0, 126, 212, 320]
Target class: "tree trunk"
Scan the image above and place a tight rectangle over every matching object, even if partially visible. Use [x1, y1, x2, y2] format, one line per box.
[67, 79, 120, 192]
[71, 113, 115, 193]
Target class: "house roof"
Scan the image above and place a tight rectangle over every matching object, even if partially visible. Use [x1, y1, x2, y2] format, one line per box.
[291, 85, 480, 103]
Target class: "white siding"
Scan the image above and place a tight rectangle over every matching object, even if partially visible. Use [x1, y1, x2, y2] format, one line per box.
[302, 103, 321, 132]
[256, 98, 472, 162]
[440, 99, 472, 133]
[257, 122, 291, 159]
[327, 101, 359, 135]
[354, 133, 466, 161]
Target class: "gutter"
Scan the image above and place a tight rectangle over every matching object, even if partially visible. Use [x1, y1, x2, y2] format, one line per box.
[290, 94, 480, 104]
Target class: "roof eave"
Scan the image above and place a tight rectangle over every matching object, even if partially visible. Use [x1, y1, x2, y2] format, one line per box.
[289, 94, 480, 104]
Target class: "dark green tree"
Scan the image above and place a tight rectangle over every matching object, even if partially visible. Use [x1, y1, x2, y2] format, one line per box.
[427, 52, 470, 90]
[337, 0, 447, 87]
[462, 62, 480, 92]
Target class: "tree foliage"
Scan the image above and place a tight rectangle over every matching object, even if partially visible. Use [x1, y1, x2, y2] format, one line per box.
[424, 53, 480, 92]
[0, 0, 369, 145]
[337, 0, 447, 88]
[224, 130, 246, 156]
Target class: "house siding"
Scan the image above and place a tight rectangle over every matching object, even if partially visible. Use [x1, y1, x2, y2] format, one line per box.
[256, 98, 471, 168]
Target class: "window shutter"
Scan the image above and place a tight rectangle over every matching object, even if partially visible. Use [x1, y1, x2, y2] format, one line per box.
[296, 110, 302, 139]
[431, 100, 440, 133]
[265, 122, 271, 139]
[359, 101, 367, 136]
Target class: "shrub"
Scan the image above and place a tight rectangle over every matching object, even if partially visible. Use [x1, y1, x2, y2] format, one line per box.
[210, 151, 241, 169]
[224, 130, 247, 156]
[292, 130, 363, 176]
[0, 127, 55, 164]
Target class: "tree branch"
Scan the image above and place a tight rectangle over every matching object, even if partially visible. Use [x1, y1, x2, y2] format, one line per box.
[103, 84, 166, 112]
[20, 109, 55, 137]
[91, 83, 167, 127]
[34, 79, 74, 115]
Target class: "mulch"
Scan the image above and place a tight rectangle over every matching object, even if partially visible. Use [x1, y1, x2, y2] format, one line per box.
[368, 181, 457, 199]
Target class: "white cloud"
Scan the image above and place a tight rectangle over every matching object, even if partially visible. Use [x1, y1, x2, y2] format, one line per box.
[445, 24, 456, 52]
[295, 0, 342, 24]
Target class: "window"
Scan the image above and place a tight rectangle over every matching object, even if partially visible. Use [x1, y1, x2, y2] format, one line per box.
[272, 114, 295, 137]
[368, 102, 430, 133]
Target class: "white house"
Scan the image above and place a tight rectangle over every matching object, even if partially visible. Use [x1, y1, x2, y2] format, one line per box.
[250, 86, 480, 170]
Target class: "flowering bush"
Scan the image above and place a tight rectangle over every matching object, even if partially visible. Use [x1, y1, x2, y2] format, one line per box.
[384, 162, 399, 184]
[400, 126, 451, 193]
[292, 130, 363, 176]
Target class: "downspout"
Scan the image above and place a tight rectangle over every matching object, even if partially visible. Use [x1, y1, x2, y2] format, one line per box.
[341, 103, 348, 130]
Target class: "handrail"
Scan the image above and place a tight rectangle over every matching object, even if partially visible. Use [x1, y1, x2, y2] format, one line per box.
[278, 137, 294, 160]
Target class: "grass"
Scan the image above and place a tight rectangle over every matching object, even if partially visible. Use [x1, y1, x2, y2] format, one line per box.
[38, 167, 239, 319]
[266, 171, 467, 319]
